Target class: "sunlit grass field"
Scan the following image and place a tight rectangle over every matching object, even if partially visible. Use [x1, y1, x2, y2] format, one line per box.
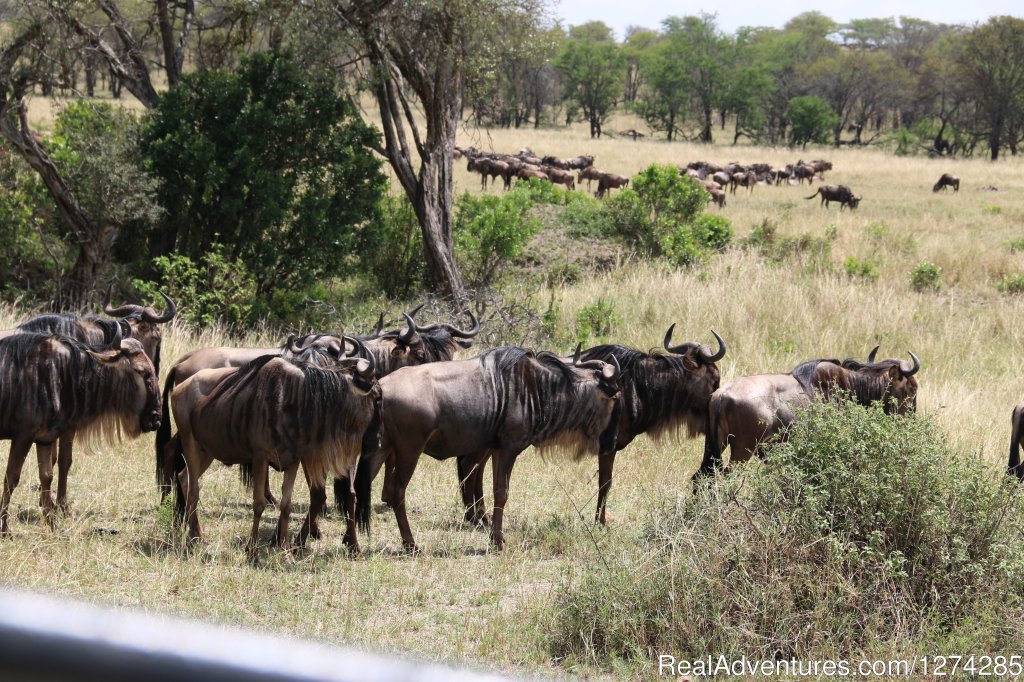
[3, 104, 1024, 679]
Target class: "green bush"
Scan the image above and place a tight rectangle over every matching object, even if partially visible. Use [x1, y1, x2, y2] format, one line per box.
[910, 261, 942, 292]
[561, 194, 613, 238]
[786, 95, 839, 148]
[602, 164, 732, 265]
[358, 194, 427, 298]
[133, 245, 256, 327]
[552, 401, 1024, 667]
[575, 298, 618, 344]
[744, 218, 834, 272]
[997, 273, 1024, 294]
[454, 187, 540, 288]
[1008, 237, 1024, 253]
[517, 177, 572, 205]
[844, 256, 880, 282]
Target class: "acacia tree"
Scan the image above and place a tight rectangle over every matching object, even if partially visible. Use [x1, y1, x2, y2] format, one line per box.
[555, 22, 624, 139]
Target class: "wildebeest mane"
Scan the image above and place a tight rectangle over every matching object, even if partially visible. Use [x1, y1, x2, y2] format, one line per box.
[790, 358, 841, 397]
[0, 333, 142, 447]
[18, 314, 126, 347]
[200, 354, 374, 485]
[478, 347, 611, 460]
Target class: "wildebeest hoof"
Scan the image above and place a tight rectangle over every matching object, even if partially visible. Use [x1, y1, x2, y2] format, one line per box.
[402, 541, 420, 555]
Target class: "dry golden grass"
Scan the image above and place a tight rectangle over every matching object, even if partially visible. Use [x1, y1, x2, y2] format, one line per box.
[2, 114, 1024, 680]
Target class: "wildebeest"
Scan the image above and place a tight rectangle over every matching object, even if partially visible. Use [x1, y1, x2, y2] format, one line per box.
[1, 291, 175, 515]
[171, 350, 378, 560]
[0, 334, 161, 534]
[933, 173, 960, 192]
[354, 347, 621, 551]
[707, 187, 726, 208]
[596, 173, 629, 199]
[450, 327, 725, 528]
[577, 166, 604, 190]
[544, 167, 576, 191]
[805, 184, 861, 210]
[697, 349, 920, 479]
[792, 164, 818, 185]
[1008, 403, 1024, 482]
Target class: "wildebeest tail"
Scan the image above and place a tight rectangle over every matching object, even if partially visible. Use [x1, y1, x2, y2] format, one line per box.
[804, 189, 820, 200]
[333, 476, 351, 515]
[239, 463, 254, 490]
[354, 403, 382, 533]
[698, 396, 724, 477]
[1009, 407, 1024, 482]
[155, 367, 175, 487]
[171, 434, 186, 524]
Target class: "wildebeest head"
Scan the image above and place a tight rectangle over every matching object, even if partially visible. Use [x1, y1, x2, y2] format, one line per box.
[391, 309, 480, 362]
[839, 348, 920, 414]
[571, 344, 622, 398]
[104, 288, 177, 375]
[93, 337, 163, 434]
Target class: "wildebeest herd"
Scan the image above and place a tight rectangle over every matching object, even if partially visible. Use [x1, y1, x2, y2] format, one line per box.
[9, 286, 997, 564]
[459, 151, 964, 211]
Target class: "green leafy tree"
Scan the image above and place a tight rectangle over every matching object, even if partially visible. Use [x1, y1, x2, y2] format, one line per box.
[142, 51, 386, 297]
[958, 16, 1024, 160]
[555, 22, 626, 138]
[786, 95, 839, 148]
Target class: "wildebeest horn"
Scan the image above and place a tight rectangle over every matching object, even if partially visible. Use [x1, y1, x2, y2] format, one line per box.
[867, 345, 880, 363]
[572, 343, 582, 365]
[398, 313, 416, 345]
[406, 302, 427, 318]
[286, 335, 305, 354]
[449, 310, 480, 338]
[142, 291, 177, 323]
[663, 323, 684, 354]
[363, 312, 384, 340]
[604, 353, 621, 379]
[699, 330, 727, 362]
[900, 351, 920, 377]
[342, 335, 364, 358]
[103, 285, 139, 317]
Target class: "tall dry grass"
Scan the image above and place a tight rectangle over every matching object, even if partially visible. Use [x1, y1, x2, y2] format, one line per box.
[2, 119, 1024, 679]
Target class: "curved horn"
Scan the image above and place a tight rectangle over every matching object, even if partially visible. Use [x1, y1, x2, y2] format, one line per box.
[343, 335, 366, 358]
[103, 285, 140, 317]
[406, 302, 427, 318]
[286, 335, 304, 355]
[699, 330, 727, 362]
[398, 313, 416, 345]
[867, 345, 880, 364]
[572, 343, 582, 365]
[608, 353, 621, 378]
[663, 323, 689, 354]
[449, 310, 480, 338]
[142, 291, 177, 323]
[900, 351, 920, 377]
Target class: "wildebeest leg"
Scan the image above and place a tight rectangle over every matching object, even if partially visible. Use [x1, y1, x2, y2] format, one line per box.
[380, 453, 396, 507]
[340, 463, 360, 551]
[457, 455, 489, 526]
[296, 463, 324, 546]
[490, 447, 522, 551]
[275, 461, 299, 552]
[177, 433, 210, 543]
[1, 435, 33, 535]
[390, 451, 422, 553]
[247, 456, 269, 562]
[595, 450, 616, 525]
[55, 430, 75, 514]
[36, 443, 57, 527]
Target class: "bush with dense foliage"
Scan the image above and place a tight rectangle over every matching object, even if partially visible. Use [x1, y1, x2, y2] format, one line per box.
[454, 186, 541, 289]
[553, 400, 1024, 668]
[603, 164, 733, 264]
[141, 50, 386, 298]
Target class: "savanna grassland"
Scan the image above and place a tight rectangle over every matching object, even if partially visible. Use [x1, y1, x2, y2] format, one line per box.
[3, 111, 1024, 680]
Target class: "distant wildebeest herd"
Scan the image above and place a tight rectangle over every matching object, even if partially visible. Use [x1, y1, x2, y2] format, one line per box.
[458, 147, 963, 212]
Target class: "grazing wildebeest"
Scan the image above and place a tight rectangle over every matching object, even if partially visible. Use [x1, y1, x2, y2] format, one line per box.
[933, 173, 960, 192]
[793, 164, 817, 185]
[697, 349, 920, 479]
[1, 292, 175, 515]
[355, 347, 621, 551]
[171, 350, 378, 560]
[805, 184, 861, 210]
[596, 173, 629, 198]
[564, 155, 595, 170]
[1008, 403, 1024, 482]
[544, 167, 576, 191]
[0, 335, 161, 534]
[708, 187, 727, 208]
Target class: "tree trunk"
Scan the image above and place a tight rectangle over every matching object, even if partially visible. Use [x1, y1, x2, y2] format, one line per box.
[701, 106, 713, 143]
